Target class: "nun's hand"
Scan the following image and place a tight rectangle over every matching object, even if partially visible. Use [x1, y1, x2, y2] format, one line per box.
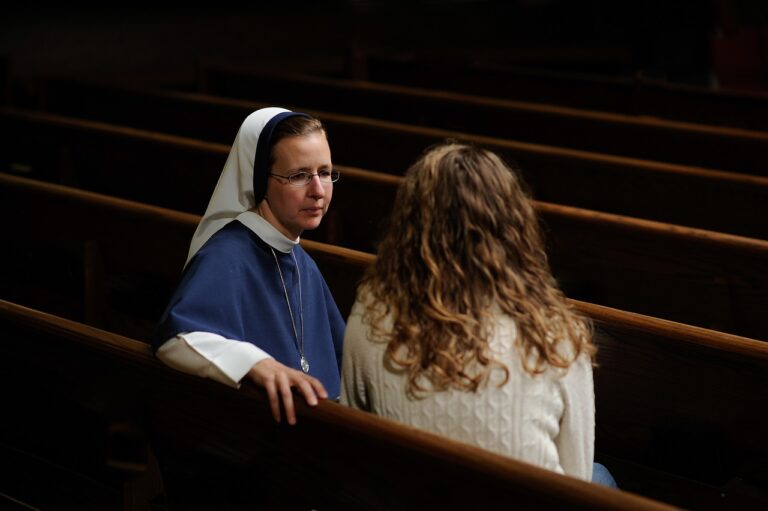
[247, 359, 328, 425]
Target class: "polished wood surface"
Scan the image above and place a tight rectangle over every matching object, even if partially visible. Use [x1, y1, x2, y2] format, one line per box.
[199, 66, 768, 174]
[2, 114, 768, 338]
[29, 83, 768, 239]
[359, 53, 768, 131]
[0, 299, 677, 510]
[2, 176, 768, 507]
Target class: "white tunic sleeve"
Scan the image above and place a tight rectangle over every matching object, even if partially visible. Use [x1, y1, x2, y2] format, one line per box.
[554, 354, 595, 481]
[156, 332, 273, 388]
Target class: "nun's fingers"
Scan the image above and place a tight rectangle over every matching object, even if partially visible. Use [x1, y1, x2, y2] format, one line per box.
[277, 371, 297, 426]
[295, 374, 327, 404]
[248, 359, 327, 424]
[263, 375, 282, 424]
[249, 359, 285, 423]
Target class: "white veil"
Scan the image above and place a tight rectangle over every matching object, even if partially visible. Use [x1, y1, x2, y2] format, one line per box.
[185, 107, 294, 266]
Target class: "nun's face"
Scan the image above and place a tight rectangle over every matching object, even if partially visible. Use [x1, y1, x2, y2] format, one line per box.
[260, 132, 333, 239]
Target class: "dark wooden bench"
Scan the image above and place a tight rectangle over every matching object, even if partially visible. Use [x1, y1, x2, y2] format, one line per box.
[0, 55, 8, 105]
[580, 300, 768, 509]
[355, 53, 768, 131]
[0, 173, 364, 340]
[195, 66, 768, 175]
[4, 180, 768, 509]
[2, 175, 768, 509]
[0, 299, 678, 511]
[2, 116, 768, 339]
[26, 83, 768, 237]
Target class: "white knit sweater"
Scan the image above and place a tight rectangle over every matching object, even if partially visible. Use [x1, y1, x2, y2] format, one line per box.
[340, 299, 595, 481]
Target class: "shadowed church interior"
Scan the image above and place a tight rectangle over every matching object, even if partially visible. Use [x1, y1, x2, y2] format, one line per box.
[1, 1, 767, 510]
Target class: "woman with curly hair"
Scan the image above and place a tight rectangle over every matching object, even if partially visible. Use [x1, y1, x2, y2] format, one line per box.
[341, 142, 608, 484]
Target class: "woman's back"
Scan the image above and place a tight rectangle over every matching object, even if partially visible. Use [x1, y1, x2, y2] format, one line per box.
[342, 300, 594, 481]
[340, 142, 597, 482]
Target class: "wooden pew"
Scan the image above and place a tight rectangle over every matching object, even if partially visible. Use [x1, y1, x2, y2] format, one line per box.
[0, 107, 228, 215]
[26, 84, 768, 236]
[0, 176, 768, 506]
[0, 173, 363, 341]
[331, 170, 768, 343]
[196, 66, 768, 175]
[0, 299, 677, 511]
[357, 53, 768, 131]
[3, 173, 768, 508]
[0, 55, 8, 105]
[2, 116, 768, 339]
[581, 301, 768, 509]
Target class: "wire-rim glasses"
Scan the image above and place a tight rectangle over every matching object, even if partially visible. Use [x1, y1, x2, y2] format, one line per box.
[269, 169, 340, 187]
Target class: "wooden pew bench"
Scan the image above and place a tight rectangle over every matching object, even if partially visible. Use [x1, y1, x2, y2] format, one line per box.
[195, 66, 768, 175]
[2, 175, 768, 508]
[579, 300, 768, 509]
[2, 118, 768, 338]
[24, 83, 768, 239]
[0, 299, 677, 510]
[355, 53, 768, 132]
[0, 173, 363, 340]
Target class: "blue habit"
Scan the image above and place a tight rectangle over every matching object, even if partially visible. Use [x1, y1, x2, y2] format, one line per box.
[154, 220, 345, 398]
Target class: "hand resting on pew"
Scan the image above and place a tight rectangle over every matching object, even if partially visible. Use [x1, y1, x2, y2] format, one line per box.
[157, 331, 327, 425]
[247, 358, 327, 425]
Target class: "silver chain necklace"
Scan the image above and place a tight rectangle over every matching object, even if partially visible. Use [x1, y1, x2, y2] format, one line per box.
[270, 247, 308, 373]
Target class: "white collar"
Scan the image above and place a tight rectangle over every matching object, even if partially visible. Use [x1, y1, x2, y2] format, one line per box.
[235, 211, 299, 254]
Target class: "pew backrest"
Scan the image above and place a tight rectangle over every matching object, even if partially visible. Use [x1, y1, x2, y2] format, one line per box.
[0, 299, 676, 510]
[3, 115, 768, 338]
[358, 53, 768, 131]
[197, 65, 768, 174]
[574, 299, 768, 507]
[27, 84, 768, 240]
[0, 173, 366, 340]
[3, 175, 768, 506]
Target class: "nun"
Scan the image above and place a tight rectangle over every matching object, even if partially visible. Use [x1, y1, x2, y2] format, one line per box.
[154, 107, 344, 426]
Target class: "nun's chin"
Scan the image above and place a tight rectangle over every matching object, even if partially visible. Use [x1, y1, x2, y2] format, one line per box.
[300, 215, 324, 233]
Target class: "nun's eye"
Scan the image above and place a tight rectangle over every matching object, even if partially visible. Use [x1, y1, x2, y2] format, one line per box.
[270, 170, 340, 186]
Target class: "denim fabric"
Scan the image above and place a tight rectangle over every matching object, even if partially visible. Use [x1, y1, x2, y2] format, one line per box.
[592, 462, 619, 488]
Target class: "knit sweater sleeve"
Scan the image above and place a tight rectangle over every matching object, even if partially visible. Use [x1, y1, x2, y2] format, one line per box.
[340, 300, 371, 411]
[554, 354, 595, 481]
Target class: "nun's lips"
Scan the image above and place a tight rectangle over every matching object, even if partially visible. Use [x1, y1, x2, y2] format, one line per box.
[302, 206, 324, 215]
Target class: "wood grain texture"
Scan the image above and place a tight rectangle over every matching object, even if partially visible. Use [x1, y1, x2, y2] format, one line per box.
[0, 299, 675, 511]
[31, 81, 768, 239]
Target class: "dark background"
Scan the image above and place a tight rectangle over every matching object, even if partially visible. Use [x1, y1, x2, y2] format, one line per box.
[1, 0, 767, 95]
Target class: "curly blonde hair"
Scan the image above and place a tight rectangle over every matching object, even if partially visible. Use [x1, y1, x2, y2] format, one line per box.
[360, 142, 595, 396]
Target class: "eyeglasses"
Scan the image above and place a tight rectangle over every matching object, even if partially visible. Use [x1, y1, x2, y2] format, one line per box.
[269, 169, 340, 187]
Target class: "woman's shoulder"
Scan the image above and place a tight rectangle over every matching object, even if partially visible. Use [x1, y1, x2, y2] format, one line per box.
[489, 310, 591, 376]
[349, 287, 389, 316]
[343, 296, 390, 363]
[346, 292, 393, 341]
[550, 349, 593, 399]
